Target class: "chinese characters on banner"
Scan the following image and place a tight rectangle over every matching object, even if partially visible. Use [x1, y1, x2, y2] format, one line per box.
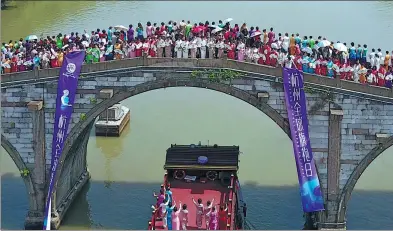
[43, 51, 85, 230]
[282, 67, 325, 213]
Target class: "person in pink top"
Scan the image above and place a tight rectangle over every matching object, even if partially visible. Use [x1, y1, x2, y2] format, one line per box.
[172, 202, 182, 230]
[267, 27, 275, 46]
[192, 197, 204, 229]
[206, 206, 218, 230]
[146, 21, 153, 37]
[204, 199, 214, 230]
[180, 204, 189, 230]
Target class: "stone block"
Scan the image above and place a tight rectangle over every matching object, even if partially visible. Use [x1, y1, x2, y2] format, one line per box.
[376, 133, 390, 144]
[27, 101, 43, 111]
[352, 128, 369, 135]
[98, 89, 114, 99]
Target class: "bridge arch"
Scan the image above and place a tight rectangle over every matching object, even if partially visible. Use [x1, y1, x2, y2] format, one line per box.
[54, 78, 292, 192]
[1, 134, 38, 211]
[337, 135, 393, 222]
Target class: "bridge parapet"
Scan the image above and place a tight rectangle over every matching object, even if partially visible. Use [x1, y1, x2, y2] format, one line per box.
[2, 57, 393, 101]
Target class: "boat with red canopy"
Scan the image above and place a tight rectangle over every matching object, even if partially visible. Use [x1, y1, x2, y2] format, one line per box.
[148, 144, 249, 230]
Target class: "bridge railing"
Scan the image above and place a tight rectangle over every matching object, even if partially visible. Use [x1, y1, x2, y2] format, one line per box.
[2, 56, 393, 100]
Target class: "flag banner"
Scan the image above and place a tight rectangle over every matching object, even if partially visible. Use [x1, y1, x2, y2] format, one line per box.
[43, 51, 85, 230]
[282, 67, 325, 212]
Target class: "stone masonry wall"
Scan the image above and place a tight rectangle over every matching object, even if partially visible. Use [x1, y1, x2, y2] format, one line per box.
[2, 68, 393, 228]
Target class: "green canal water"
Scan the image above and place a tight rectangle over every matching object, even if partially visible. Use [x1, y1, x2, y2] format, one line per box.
[1, 1, 393, 230]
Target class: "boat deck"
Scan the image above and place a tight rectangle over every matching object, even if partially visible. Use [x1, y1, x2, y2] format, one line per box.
[154, 180, 230, 230]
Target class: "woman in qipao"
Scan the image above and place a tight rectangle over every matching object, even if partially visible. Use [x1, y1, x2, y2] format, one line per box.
[165, 35, 173, 58]
[207, 206, 218, 230]
[226, 40, 236, 60]
[236, 40, 245, 61]
[385, 67, 393, 88]
[172, 203, 182, 230]
[180, 204, 189, 230]
[326, 59, 334, 78]
[166, 201, 176, 230]
[377, 65, 387, 87]
[192, 198, 204, 229]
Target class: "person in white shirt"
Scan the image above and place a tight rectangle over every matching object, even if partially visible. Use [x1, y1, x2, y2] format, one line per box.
[182, 37, 189, 58]
[369, 49, 376, 67]
[282, 33, 290, 52]
[165, 35, 173, 58]
[175, 38, 183, 58]
[189, 38, 197, 58]
[207, 37, 215, 59]
[200, 36, 207, 59]
[159, 199, 170, 228]
[157, 36, 165, 57]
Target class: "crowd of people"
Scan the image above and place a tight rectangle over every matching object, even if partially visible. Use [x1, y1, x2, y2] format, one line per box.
[153, 185, 228, 230]
[1, 19, 392, 88]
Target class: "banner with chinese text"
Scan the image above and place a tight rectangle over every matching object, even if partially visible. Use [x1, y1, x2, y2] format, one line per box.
[43, 51, 85, 230]
[282, 67, 325, 212]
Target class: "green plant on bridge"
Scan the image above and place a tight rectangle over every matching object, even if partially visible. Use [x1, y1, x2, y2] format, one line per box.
[190, 70, 203, 79]
[307, 88, 337, 115]
[80, 113, 87, 121]
[89, 97, 97, 104]
[20, 168, 30, 177]
[190, 69, 244, 84]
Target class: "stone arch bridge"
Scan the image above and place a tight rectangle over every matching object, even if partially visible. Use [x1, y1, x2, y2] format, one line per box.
[2, 57, 393, 229]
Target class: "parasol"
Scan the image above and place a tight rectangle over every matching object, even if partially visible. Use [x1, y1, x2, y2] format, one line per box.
[223, 18, 233, 23]
[250, 31, 262, 38]
[81, 41, 90, 47]
[302, 47, 313, 54]
[25, 35, 38, 41]
[211, 27, 223, 34]
[317, 40, 331, 48]
[114, 25, 128, 32]
[333, 43, 347, 52]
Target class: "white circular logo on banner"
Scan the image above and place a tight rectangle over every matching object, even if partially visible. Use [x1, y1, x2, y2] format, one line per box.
[66, 63, 76, 73]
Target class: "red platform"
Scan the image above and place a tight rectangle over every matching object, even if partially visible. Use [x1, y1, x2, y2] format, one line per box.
[153, 179, 230, 230]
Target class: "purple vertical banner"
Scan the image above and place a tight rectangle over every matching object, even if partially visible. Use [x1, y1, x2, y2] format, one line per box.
[43, 51, 85, 230]
[282, 67, 325, 213]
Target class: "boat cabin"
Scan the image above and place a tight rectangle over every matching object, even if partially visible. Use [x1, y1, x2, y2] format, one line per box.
[148, 144, 247, 230]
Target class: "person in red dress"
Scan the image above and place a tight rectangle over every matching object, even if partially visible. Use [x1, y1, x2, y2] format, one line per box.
[377, 65, 387, 87]
[218, 204, 228, 230]
[135, 38, 143, 57]
[149, 37, 157, 57]
[226, 40, 235, 60]
[315, 55, 323, 75]
[10, 55, 18, 72]
[269, 49, 278, 67]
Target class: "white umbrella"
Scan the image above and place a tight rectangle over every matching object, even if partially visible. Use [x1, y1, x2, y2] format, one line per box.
[114, 25, 128, 32]
[334, 43, 347, 52]
[317, 40, 331, 48]
[250, 31, 262, 38]
[223, 18, 233, 23]
[302, 47, 313, 54]
[271, 43, 279, 49]
[25, 35, 38, 41]
[211, 27, 223, 34]
[81, 41, 90, 47]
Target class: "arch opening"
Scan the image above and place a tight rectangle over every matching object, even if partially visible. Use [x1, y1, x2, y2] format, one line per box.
[1, 135, 37, 229]
[338, 136, 393, 229]
[53, 80, 327, 229]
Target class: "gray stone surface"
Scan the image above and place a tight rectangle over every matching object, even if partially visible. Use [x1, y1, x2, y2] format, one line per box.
[2, 60, 393, 229]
